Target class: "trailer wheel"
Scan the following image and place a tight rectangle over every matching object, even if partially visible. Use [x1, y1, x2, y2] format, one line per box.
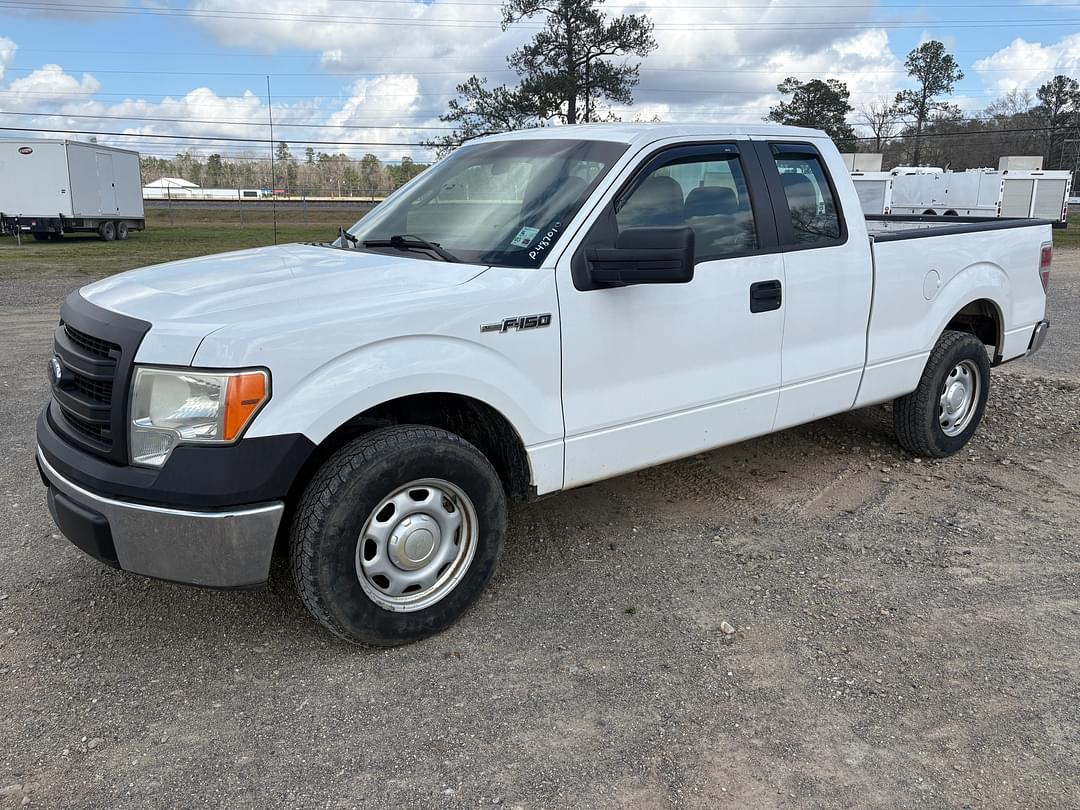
[32, 233, 49, 242]
[116, 222, 129, 240]
[98, 221, 116, 241]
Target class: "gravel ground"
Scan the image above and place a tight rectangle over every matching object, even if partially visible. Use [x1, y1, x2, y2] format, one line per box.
[1, 252, 1078, 809]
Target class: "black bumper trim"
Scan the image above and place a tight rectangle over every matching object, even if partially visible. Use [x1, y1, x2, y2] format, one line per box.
[37, 408, 317, 510]
[47, 487, 121, 569]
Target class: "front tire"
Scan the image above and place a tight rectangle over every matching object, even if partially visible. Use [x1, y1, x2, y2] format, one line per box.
[893, 330, 991, 458]
[290, 426, 507, 646]
[98, 221, 116, 241]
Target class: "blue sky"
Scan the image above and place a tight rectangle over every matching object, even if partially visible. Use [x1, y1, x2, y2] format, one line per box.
[0, 0, 1078, 163]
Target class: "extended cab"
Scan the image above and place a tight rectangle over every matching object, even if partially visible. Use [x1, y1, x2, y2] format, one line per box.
[36, 124, 1053, 645]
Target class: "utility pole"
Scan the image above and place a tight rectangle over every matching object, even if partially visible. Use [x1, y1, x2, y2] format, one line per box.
[266, 75, 278, 245]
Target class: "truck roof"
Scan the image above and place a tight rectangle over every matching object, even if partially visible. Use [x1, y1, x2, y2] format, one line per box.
[471, 122, 828, 147]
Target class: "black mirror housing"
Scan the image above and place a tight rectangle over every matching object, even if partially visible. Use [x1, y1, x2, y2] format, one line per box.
[584, 226, 695, 288]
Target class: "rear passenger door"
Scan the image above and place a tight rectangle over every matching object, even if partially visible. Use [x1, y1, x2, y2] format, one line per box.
[753, 140, 874, 429]
[557, 142, 786, 488]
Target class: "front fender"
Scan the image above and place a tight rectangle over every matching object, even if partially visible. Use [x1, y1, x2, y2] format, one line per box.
[246, 334, 561, 447]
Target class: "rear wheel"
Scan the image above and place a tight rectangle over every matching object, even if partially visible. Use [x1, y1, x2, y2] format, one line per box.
[98, 221, 116, 241]
[116, 222, 129, 240]
[291, 425, 507, 646]
[893, 330, 990, 458]
[32, 233, 48, 242]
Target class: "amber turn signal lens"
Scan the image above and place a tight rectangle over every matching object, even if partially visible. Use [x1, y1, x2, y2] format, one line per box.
[223, 371, 269, 441]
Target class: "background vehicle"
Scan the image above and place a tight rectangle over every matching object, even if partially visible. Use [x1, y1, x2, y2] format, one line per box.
[35, 124, 1053, 646]
[887, 158, 1071, 224]
[850, 170, 895, 215]
[0, 139, 145, 241]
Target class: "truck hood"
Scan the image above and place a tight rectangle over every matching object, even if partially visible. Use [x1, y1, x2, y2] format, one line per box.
[79, 244, 488, 363]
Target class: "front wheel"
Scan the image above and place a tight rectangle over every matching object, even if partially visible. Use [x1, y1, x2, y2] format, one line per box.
[893, 330, 991, 458]
[98, 221, 116, 241]
[290, 426, 507, 646]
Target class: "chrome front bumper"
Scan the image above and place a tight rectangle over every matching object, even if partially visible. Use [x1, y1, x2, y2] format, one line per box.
[37, 448, 284, 588]
[1028, 319, 1050, 355]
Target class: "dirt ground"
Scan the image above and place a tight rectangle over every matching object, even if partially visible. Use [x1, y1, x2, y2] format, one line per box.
[0, 251, 1078, 809]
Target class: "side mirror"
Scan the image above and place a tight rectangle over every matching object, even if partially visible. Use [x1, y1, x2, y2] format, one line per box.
[584, 226, 695, 288]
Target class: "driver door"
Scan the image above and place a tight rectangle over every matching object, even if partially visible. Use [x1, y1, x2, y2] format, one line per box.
[556, 142, 786, 488]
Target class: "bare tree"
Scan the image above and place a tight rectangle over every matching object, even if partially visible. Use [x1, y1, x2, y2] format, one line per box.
[857, 98, 901, 152]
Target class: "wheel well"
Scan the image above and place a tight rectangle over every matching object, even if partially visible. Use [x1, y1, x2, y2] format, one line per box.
[923, 209, 938, 216]
[293, 393, 533, 504]
[946, 299, 1002, 356]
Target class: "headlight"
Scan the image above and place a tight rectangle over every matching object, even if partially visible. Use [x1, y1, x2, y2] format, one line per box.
[129, 367, 270, 468]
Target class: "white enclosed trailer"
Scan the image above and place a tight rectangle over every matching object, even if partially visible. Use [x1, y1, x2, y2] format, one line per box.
[889, 162, 1072, 225]
[850, 170, 895, 215]
[0, 139, 145, 241]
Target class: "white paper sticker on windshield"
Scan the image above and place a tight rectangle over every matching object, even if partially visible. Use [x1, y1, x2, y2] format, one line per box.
[511, 226, 540, 248]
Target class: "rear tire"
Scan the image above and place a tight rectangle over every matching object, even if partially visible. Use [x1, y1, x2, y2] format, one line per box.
[116, 222, 129, 240]
[98, 221, 116, 241]
[291, 425, 507, 646]
[893, 330, 990, 458]
[32, 233, 48, 242]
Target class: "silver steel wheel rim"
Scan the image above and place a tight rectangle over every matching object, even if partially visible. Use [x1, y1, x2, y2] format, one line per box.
[938, 359, 981, 437]
[355, 478, 478, 613]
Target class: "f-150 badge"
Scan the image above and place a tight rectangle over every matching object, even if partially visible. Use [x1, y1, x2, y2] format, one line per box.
[480, 313, 553, 334]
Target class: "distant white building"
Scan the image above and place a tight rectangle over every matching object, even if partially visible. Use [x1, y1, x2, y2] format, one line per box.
[143, 177, 198, 191]
[142, 178, 270, 201]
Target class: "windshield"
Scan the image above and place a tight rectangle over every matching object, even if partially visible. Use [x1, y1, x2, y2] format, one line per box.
[348, 138, 628, 267]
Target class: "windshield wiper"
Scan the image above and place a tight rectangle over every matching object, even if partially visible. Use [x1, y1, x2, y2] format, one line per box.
[338, 227, 359, 247]
[361, 234, 460, 263]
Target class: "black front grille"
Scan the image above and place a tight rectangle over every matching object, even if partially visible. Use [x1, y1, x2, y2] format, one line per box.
[64, 324, 119, 360]
[61, 408, 110, 443]
[49, 293, 150, 463]
[73, 375, 114, 404]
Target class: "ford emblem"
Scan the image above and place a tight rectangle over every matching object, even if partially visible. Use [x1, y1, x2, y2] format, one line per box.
[48, 356, 64, 386]
[18, 146, 33, 155]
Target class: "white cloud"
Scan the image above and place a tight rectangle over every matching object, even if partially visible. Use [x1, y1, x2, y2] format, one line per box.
[4, 64, 101, 110]
[974, 33, 1080, 94]
[0, 36, 15, 83]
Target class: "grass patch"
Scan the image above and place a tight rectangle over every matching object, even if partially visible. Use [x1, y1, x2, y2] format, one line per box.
[0, 206, 372, 279]
[1053, 212, 1080, 251]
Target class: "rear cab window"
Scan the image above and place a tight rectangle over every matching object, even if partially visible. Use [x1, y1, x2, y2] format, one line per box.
[768, 143, 845, 248]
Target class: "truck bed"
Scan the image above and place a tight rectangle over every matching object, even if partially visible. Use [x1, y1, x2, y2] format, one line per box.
[855, 214, 1052, 410]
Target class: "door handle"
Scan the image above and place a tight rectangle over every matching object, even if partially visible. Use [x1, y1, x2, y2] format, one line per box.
[750, 279, 782, 313]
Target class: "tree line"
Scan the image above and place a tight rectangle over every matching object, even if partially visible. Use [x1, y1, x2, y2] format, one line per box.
[767, 40, 1079, 171]
[141, 147, 429, 197]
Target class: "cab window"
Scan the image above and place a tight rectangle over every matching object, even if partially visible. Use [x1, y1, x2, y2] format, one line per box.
[771, 149, 842, 246]
[616, 152, 759, 263]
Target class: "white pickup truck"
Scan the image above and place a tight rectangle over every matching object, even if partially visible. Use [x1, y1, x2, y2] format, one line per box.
[37, 124, 1053, 645]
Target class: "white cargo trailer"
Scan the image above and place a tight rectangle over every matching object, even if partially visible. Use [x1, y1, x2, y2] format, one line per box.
[0, 139, 145, 241]
[888, 164, 1072, 225]
[850, 170, 895, 215]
